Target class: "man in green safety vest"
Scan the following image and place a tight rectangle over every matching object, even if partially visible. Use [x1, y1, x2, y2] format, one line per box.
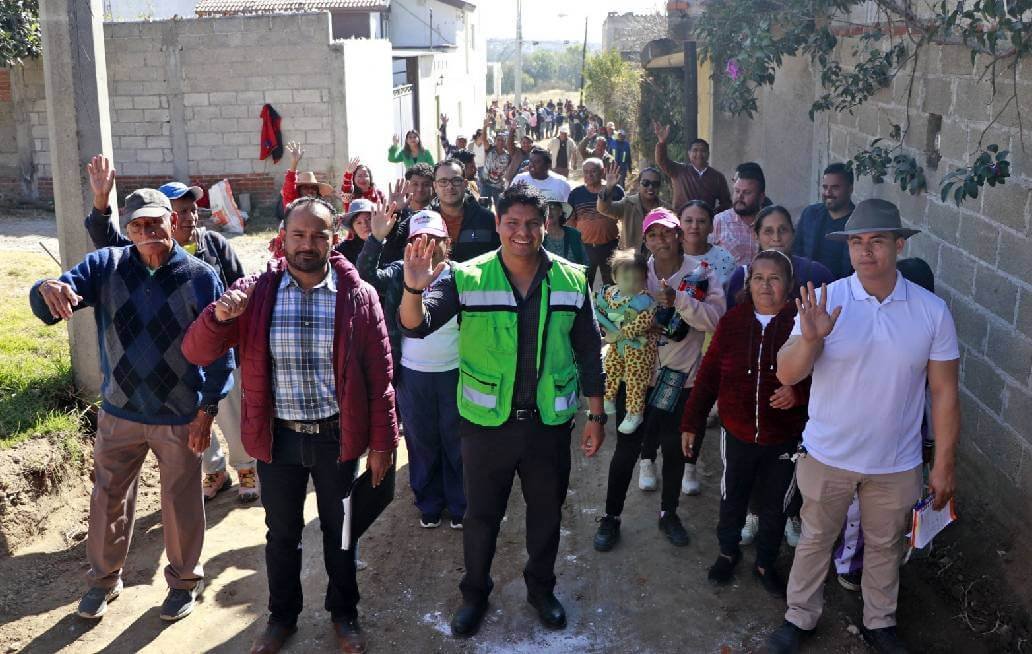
[400, 182, 606, 638]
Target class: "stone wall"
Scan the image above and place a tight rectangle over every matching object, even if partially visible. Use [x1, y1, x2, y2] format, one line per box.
[0, 12, 395, 209]
[819, 41, 1032, 523]
[602, 12, 668, 61]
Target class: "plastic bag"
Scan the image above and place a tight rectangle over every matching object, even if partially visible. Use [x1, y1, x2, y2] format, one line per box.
[208, 179, 247, 234]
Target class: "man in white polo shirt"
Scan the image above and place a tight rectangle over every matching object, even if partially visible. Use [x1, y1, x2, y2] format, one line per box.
[765, 199, 960, 654]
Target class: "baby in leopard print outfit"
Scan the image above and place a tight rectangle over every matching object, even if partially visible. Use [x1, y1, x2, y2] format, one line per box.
[595, 250, 658, 434]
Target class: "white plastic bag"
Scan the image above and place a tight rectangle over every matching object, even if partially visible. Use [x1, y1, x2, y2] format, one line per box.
[208, 179, 247, 234]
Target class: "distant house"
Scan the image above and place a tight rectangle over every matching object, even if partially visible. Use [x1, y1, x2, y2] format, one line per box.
[195, 0, 486, 162]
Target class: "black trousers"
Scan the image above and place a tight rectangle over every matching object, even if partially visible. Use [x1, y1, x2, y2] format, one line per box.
[717, 430, 797, 569]
[584, 239, 619, 288]
[458, 417, 573, 605]
[256, 425, 359, 626]
[605, 384, 689, 516]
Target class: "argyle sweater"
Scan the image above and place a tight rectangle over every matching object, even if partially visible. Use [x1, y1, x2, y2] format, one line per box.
[30, 244, 235, 425]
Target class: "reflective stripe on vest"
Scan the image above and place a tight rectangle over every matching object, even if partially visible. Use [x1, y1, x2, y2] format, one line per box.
[554, 389, 579, 412]
[460, 289, 518, 308]
[462, 384, 498, 409]
[549, 290, 585, 310]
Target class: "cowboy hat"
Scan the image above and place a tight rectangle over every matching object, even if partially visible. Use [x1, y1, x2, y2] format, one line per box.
[294, 171, 334, 197]
[826, 198, 920, 241]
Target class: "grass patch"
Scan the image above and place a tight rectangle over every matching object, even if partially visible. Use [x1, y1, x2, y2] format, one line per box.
[0, 252, 86, 449]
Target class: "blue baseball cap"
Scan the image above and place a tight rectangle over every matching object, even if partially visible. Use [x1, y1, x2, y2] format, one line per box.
[158, 181, 204, 202]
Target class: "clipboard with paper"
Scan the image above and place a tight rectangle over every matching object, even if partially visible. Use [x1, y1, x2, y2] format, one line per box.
[909, 494, 957, 549]
[341, 465, 396, 551]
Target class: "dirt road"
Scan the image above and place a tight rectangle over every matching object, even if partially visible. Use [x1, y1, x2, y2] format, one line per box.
[1, 215, 1027, 654]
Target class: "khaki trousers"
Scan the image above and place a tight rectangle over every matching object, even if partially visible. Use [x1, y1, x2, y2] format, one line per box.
[785, 454, 921, 630]
[86, 410, 205, 591]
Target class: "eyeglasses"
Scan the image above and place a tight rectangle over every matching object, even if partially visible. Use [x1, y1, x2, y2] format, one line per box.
[640, 179, 661, 188]
[434, 177, 466, 188]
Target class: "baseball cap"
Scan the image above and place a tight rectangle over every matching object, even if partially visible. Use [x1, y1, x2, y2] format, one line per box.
[408, 210, 449, 239]
[120, 188, 172, 230]
[642, 208, 679, 234]
[558, 125, 570, 134]
[158, 181, 203, 202]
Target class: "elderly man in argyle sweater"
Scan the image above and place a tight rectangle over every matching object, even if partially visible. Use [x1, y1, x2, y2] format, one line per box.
[29, 189, 234, 623]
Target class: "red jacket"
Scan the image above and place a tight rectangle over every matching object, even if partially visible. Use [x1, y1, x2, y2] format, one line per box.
[339, 172, 385, 214]
[182, 253, 398, 463]
[680, 302, 809, 446]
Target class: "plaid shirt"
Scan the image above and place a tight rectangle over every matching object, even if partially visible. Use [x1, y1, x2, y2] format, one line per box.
[711, 209, 759, 267]
[270, 267, 340, 420]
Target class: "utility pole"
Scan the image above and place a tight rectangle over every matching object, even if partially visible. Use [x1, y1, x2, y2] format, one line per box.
[514, 0, 522, 108]
[578, 16, 588, 106]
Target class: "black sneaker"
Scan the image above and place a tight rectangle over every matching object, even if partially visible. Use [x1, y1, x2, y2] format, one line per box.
[860, 625, 909, 654]
[838, 571, 862, 591]
[160, 581, 203, 621]
[420, 513, 442, 529]
[707, 551, 741, 584]
[766, 620, 815, 654]
[76, 579, 122, 619]
[753, 564, 787, 598]
[658, 512, 690, 546]
[593, 515, 621, 552]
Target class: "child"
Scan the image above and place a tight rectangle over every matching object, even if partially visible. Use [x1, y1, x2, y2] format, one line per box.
[596, 250, 658, 434]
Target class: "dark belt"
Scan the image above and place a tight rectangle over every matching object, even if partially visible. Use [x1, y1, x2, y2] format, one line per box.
[509, 408, 539, 422]
[275, 415, 340, 435]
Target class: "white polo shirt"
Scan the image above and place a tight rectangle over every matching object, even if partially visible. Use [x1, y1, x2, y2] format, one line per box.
[793, 272, 959, 474]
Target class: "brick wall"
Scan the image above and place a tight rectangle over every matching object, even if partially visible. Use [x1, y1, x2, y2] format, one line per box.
[821, 41, 1032, 522]
[0, 12, 345, 210]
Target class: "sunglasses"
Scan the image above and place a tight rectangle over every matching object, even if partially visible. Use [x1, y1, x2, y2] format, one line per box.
[640, 179, 661, 188]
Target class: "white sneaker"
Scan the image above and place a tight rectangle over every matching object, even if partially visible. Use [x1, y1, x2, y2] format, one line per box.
[740, 513, 759, 545]
[638, 459, 658, 491]
[785, 516, 802, 547]
[604, 399, 617, 415]
[681, 462, 701, 496]
[618, 413, 643, 434]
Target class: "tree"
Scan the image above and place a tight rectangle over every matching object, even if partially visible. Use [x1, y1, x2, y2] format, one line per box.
[693, 0, 1027, 205]
[1, 0, 40, 67]
[584, 49, 642, 128]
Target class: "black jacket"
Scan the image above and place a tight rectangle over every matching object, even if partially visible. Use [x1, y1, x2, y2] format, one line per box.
[85, 207, 246, 287]
[429, 193, 499, 263]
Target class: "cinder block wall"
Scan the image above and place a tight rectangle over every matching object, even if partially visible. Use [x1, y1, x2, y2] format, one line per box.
[819, 42, 1032, 525]
[0, 12, 353, 209]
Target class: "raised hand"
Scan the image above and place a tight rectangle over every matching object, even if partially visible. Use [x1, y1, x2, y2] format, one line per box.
[652, 120, 670, 143]
[38, 279, 83, 321]
[388, 177, 409, 209]
[370, 200, 399, 242]
[286, 141, 304, 170]
[403, 235, 445, 292]
[604, 161, 621, 188]
[214, 283, 256, 322]
[440, 113, 449, 125]
[86, 154, 116, 211]
[795, 282, 841, 343]
[344, 157, 361, 176]
[392, 134, 400, 147]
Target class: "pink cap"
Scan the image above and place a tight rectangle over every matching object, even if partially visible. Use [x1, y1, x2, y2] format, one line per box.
[408, 210, 449, 239]
[642, 208, 679, 234]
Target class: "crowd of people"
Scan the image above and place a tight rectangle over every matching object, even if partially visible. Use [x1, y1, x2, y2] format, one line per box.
[27, 97, 960, 654]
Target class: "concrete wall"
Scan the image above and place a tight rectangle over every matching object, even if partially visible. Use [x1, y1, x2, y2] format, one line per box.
[603, 12, 668, 60]
[0, 12, 398, 208]
[710, 54, 819, 218]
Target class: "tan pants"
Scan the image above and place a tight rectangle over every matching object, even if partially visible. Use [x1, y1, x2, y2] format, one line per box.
[86, 410, 205, 591]
[785, 454, 922, 630]
[202, 369, 255, 474]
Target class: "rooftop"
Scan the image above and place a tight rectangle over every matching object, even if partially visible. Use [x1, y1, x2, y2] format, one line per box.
[195, 0, 390, 15]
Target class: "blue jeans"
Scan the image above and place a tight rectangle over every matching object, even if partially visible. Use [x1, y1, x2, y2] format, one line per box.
[396, 367, 465, 519]
[256, 425, 359, 626]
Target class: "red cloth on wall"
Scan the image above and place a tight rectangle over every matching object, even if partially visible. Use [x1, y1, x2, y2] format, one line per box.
[259, 104, 283, 163]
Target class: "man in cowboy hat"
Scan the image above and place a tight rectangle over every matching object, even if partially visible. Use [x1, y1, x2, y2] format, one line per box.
[765, 198, 961, 654]
[281, 141, 335, 209]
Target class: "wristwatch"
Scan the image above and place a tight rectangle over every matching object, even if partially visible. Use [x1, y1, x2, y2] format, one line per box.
[586, 412, 608, 425]
[200, 403, 220, 418]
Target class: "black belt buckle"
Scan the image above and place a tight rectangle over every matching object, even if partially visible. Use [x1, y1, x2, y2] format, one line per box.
[512, 408, 538, 422]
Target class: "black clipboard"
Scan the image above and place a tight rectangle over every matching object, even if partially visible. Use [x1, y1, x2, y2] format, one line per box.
[341, 465, 396, 550]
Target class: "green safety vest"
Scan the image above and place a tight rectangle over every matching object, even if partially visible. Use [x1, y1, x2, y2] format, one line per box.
[452, 250, 588, 427]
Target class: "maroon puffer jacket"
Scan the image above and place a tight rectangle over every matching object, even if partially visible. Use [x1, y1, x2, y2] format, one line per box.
[680, 301, 809, 446]
[182, 253, 398, 463]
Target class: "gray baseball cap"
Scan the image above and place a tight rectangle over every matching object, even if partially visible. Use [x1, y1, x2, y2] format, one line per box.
[120, 188, 172, 230]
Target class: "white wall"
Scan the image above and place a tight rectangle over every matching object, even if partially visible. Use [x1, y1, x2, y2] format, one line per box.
[106, 0, 196, 20]
[391, 0, 463, 48]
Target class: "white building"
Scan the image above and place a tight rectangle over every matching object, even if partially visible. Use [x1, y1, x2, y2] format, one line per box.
[194, 0, 486, 162]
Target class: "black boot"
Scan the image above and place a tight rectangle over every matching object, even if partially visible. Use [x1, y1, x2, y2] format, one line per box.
[527, 592, 566, 629]
[450, 601, 488, 638]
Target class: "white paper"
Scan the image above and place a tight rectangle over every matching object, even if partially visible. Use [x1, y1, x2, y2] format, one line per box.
[911, 497, 956, 549]
[341, 495, 353, 551]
